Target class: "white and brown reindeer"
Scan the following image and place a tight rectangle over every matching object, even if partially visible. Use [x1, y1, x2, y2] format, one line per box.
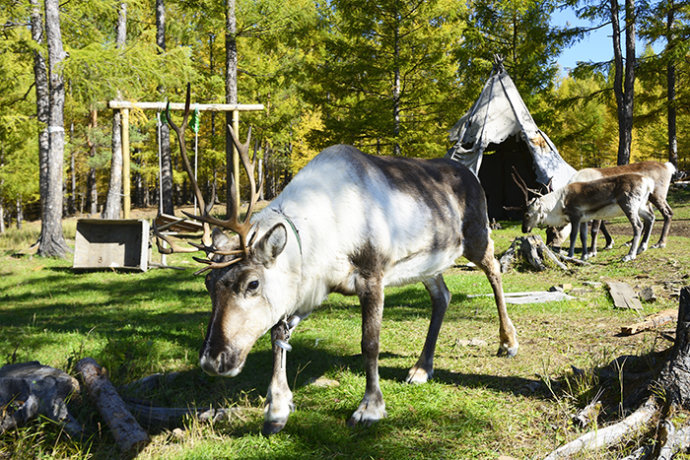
[519, 171, 656, 261]
[554, 161, 677, 256]
[156, 87, 518, 435]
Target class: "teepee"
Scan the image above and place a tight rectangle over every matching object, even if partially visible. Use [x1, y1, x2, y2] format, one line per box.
[446, 59, 575, 220]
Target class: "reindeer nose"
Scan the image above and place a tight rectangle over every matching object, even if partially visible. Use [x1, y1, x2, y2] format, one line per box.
[200, 349, 242, 376]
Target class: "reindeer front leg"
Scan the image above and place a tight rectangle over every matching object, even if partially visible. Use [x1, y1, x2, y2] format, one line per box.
[567, 215, 582, 259]
[263, 317, 299, 435]
[348, 276, 387, 427]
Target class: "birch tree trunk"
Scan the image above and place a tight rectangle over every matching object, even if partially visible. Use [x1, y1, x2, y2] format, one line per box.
[225, 0, 238, 216]
[157, 0, 174, 215]
[87, 109, 98, 215]
[38, 0, 69, 257]
[103, 2, 126, 219]
[30, 0, 49, 224]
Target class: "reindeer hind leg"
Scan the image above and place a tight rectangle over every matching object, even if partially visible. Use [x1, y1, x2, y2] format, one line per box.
[406, 274, 450, 384]
[464, 236, 518, 357]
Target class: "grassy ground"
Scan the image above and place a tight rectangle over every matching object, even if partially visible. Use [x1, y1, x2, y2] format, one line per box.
[0, 187, 689, 459]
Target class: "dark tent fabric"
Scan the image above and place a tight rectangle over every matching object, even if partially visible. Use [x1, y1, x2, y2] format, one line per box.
[446, 62, 575, 220]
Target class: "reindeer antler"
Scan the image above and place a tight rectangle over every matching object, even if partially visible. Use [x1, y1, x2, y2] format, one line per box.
[510, 166, 543, 206]
[152, 84, 263, 274]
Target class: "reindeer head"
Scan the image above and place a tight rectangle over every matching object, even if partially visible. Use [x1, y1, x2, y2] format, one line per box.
[153, 85, 294, 377]
[199, 224, 293, 376]
[522, 197, 545, 233]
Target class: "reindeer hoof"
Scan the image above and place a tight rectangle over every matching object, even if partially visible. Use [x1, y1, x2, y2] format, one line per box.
[651, 243, 666, 249]
[621, 254, 636, 262]
[496, 344, 518, 358]
[262, 420, 287, 436]
[405, 366, 431, 384]
[347, 399, 386, 427]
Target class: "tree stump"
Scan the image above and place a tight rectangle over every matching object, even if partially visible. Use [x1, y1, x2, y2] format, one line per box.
[544, 287, 690, 459]
[0, 361, 82, 436]
[76, 358, 149, 454]
[499, 235, 574, 272]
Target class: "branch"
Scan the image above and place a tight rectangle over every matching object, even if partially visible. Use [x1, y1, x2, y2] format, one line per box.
[544, 397, 657, 460]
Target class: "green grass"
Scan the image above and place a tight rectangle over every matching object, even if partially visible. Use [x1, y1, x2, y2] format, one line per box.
[1, 188, 689, 459]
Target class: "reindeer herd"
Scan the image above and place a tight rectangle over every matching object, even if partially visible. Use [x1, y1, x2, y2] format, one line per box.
[154, 86, 677, 435]
[515, 161, 675, 262]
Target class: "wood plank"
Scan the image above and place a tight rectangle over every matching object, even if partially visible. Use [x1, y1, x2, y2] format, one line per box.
[620, 308, 678, 335]
[108, 100, 264, 112]
[606, 281, 643, 310]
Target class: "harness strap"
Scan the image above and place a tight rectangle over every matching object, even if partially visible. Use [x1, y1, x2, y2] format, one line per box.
[272, 208, 303, 256]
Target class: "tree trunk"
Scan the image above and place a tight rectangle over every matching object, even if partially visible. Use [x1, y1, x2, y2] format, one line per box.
[610, 0, 635, 166]
[103, 2, 126, 219]
[657, 288, 690, 407]
[15, 198, 23, 230]
[31, 0, 49, 222]
[156, 0, 173, 215]
[225, 0, 238, 216]
[666, 0, 678, 167]
[392, 13, 401, 156]
[0, 202, 4, 234]
[87, 108, 98, 216]
[38, 0, 69, 257]
[67, 121, 75, 215]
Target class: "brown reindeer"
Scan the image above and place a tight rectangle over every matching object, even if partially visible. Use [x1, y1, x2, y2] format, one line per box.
[546, 161, 676, 255]
[154, 86, 518, 435]
[521, 173, 656, 261]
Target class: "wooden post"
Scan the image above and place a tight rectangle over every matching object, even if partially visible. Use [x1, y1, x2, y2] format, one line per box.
[232, 109, 240, 212]
[121, 108, 130, 219]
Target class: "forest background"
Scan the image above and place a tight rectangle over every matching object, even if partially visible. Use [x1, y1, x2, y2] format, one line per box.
[0, 0, 688, 235]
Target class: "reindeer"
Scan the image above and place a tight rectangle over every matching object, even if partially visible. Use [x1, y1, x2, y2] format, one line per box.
[563, 161, 676, 255]
[155, 87, 518, 435]
[519, 172, 656, 261]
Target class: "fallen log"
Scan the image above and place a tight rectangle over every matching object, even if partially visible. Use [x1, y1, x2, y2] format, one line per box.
[76, 358, 149, 454]
[620, 308, 678, 336]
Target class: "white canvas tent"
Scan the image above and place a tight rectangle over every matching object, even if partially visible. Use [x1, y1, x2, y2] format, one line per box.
[446, 61, 575, 219]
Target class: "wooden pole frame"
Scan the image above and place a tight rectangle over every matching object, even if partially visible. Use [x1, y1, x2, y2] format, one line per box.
[107, 100, 264, 219]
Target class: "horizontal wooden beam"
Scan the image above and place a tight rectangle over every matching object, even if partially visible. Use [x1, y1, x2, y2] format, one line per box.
[108, 100, 264, 112]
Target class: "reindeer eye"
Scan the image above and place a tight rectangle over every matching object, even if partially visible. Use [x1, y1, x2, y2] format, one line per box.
[247, 280, 260, 291]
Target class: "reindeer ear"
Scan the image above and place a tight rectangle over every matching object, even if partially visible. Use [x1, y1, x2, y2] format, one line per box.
[254, 224, 287, 267]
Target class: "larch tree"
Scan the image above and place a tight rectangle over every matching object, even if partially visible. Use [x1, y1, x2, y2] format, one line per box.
[610, 0, 636, 165]
[310, 0, 465, 156]
[38, 0, 70, 257]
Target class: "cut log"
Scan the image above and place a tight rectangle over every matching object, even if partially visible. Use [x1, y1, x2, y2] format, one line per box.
[620, 308, 678, 335]
[606, 281, 643, 311]
[76, 358, 149, 454]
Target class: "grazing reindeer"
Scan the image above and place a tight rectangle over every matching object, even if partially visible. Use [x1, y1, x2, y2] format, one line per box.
[155, 87, 518, 435]
[520, 173, 656, 261]
[564, 161, 676, 255]
[545, 161, 676, 254]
